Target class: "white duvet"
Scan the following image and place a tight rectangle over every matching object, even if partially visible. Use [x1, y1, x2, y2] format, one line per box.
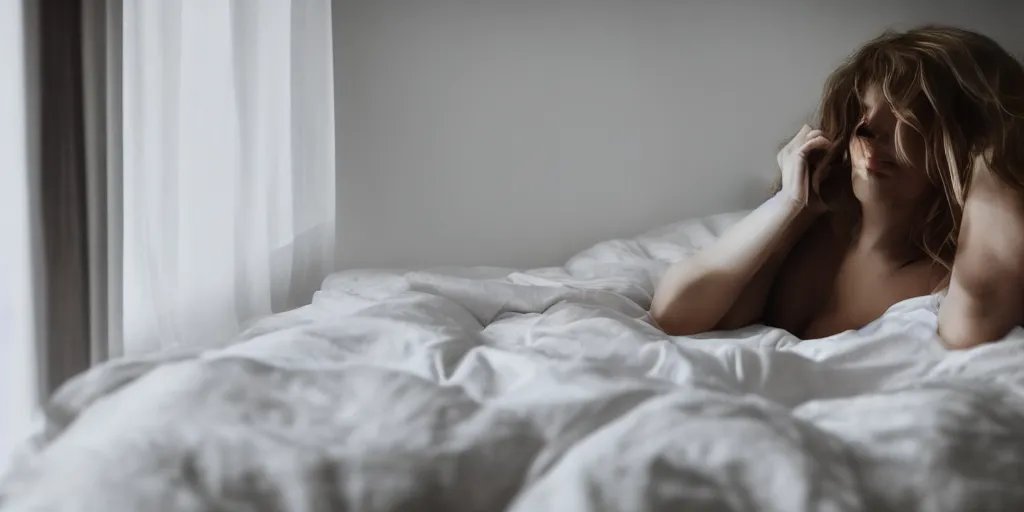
[4, 212, 1024, 511]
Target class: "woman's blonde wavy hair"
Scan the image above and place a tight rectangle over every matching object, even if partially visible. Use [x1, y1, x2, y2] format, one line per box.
[777, 25, 1024, 272]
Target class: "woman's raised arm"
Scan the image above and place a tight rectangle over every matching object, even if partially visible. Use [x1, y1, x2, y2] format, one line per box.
[651, 126, 829, 335]
[939, 155, 1024, 349]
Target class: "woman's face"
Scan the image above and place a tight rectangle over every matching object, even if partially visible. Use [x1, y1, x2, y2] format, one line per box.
[848, 84, 932, 209]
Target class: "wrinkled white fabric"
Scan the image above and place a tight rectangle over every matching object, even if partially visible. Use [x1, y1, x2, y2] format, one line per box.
[4, 212, 1024, 511]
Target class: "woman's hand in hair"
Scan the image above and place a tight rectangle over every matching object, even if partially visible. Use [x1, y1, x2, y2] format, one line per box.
[777, 124, 832, 214]
[938, 151, 1024, 349]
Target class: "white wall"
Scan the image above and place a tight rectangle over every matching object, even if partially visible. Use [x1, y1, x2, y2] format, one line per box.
[333, 0, 1024, 270]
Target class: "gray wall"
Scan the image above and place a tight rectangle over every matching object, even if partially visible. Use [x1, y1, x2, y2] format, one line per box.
[332, 0, 1024, 270]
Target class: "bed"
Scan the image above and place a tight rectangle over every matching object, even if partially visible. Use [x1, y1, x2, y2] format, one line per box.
[3, 211, 1024, 511]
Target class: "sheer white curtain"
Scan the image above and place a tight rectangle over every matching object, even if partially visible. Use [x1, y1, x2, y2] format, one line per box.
[1, 0, 41, 472]
[122, 0, 335, 355]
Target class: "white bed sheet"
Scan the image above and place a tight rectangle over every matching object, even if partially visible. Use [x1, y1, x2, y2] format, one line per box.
[4, 212, 1024, 511]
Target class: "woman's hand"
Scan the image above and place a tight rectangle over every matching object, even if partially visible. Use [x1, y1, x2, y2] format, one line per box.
[777, 124, 833, 214]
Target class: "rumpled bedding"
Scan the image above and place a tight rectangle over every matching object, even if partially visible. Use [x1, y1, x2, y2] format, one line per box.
[4, 212, 1024, 511]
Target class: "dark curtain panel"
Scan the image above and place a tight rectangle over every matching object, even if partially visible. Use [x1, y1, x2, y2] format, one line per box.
[37, 0, 91, 395]
[82, 0, 122, 363]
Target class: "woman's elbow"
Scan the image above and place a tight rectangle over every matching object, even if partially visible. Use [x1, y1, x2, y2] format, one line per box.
[937, 307, 1014, 350]
[650, 260, 722, 336]
[650, 308, 704, 336]
[937, 326, 987, 351]
[649, 295, 712, 336]
[938, 276, 1022, 350]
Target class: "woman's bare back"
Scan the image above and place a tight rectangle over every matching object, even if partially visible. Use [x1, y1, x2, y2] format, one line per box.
[765, 217, 947, 338]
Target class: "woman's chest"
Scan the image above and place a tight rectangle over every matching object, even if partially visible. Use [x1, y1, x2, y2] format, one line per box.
[802, 259, 936, 338]
[769, 251, 940, 339]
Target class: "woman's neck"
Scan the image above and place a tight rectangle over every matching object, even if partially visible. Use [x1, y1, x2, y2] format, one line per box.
[850, 204, 922, 266]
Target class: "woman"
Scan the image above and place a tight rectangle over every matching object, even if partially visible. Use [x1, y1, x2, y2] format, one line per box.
[651, 26, 1024, 349]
